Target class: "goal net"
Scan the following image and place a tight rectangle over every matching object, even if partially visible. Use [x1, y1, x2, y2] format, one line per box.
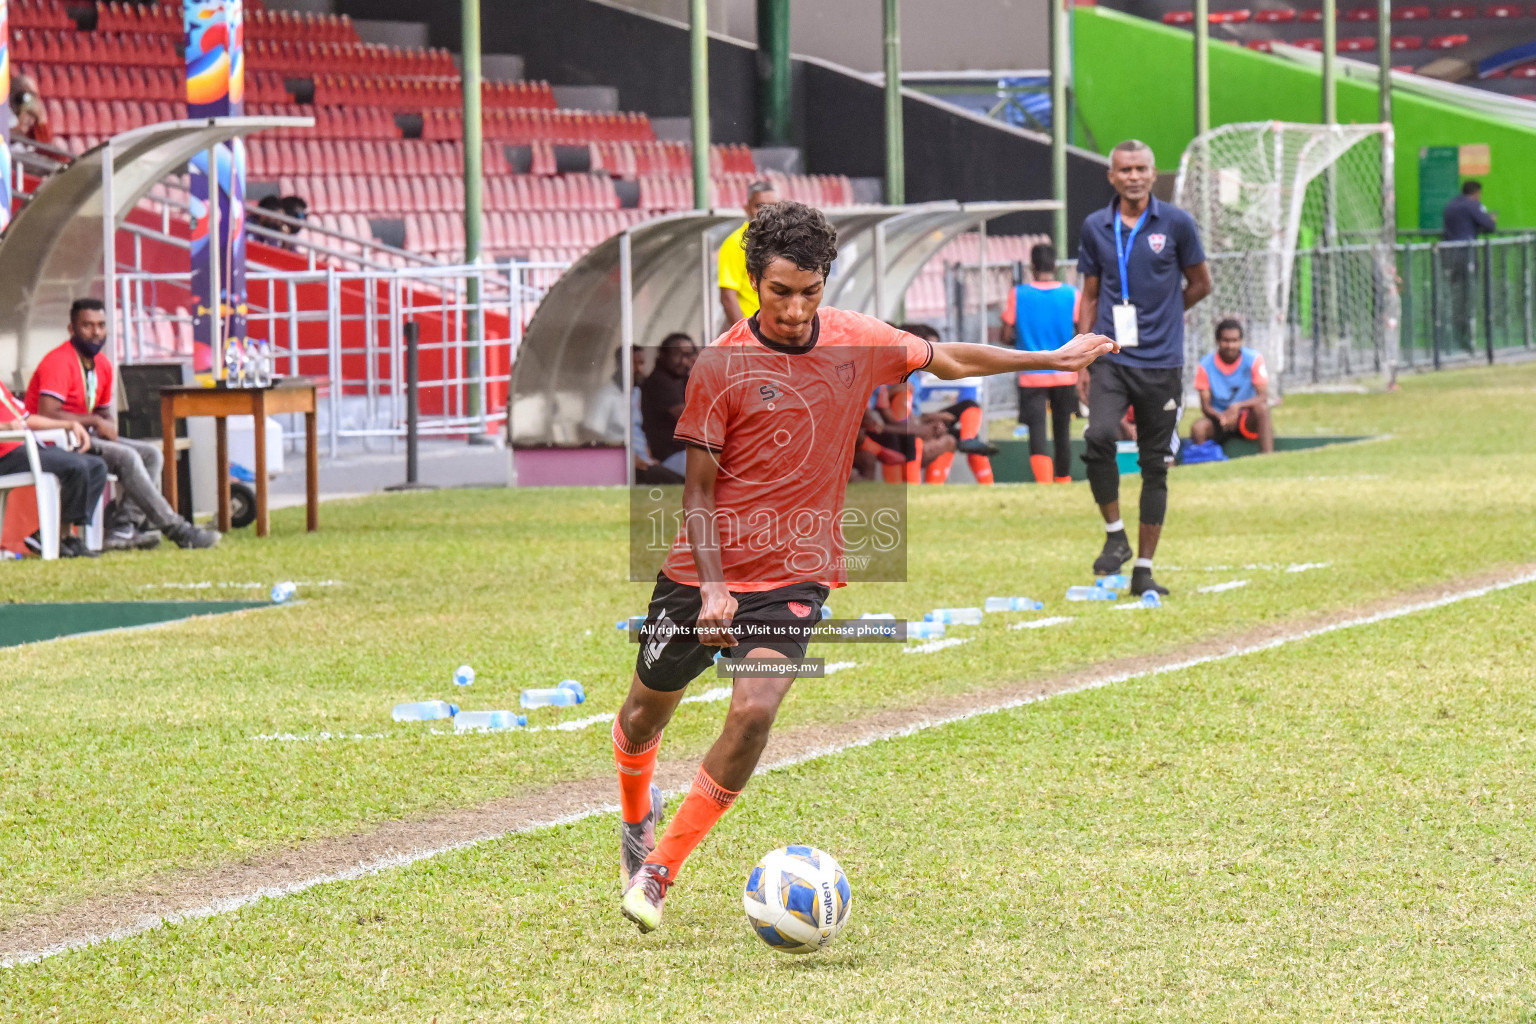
[1172, 122, 1399, 387]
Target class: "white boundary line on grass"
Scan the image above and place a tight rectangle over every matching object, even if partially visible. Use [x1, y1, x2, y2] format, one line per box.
[6, 569, 1534, 970]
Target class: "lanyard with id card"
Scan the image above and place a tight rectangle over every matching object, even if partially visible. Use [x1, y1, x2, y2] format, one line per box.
[1112, 206, 1148, 348]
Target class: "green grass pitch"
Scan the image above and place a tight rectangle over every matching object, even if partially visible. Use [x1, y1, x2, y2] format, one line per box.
[2, 362, 1535, 1021]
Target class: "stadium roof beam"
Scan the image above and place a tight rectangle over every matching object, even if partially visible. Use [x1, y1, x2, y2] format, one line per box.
[0, 117, 312, 387]
[508, 201, 1058, 454]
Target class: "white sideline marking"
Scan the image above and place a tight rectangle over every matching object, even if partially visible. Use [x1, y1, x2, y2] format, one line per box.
[1010, 616, 1074, 630]
[527, 713, 615, 733]
[9, 569, 1534, 970]
[139, 580, 346, 591]
[1287, 562, 1331, 573]
[1197, 580, 1250, 594]
[902, 637, 972, 655]
[823, 661, 859, 674]
[681, 686, 733, 705]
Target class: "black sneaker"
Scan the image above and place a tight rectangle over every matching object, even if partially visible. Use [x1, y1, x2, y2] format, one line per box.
[165, 521, 222, 549]
[1131, 566, 1170, 597]
[105, 524, 163, 551]
[60, 535, 99, 559]
[957, 437, 1000, 457]
[1093, 531, 1133, 575]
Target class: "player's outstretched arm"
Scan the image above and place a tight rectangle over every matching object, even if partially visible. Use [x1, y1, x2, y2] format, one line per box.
[924, 334, 1119, 381]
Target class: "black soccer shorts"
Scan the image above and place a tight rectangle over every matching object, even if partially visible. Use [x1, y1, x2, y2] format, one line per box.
[633, 573, 830, 692]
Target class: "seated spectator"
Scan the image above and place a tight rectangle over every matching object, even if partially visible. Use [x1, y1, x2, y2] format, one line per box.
[1190, 319, 1274, 454]
[900, 324, 996, 486]
[279, 195, 309, 248]
[254, 195, 286, 242]
[0, 376, 105, 558]
[10, 73, 53, 144]
[26, 298, 221, 549]
[639, 332, 697, 479]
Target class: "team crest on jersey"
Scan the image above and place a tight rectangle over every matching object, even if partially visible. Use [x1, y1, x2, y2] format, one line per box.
[1147, 233, 1167, 254]
[835, 361, 855, 389]
[787, 601, 813, 618]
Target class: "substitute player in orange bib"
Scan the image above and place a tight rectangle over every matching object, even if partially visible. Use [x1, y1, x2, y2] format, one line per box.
[615, 202, 1117, 932]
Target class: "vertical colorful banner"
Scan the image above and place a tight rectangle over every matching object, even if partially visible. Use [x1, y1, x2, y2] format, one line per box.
[0, 0, 13, 236]
[185, 0, 249, 383]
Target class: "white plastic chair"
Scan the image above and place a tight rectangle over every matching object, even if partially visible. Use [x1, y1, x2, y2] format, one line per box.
[0, 429, 63, 560]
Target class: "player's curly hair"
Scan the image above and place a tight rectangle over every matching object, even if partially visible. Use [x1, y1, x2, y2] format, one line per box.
[744, 201, 838, 282]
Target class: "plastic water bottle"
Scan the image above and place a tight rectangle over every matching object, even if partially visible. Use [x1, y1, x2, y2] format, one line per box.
[859, 612, 895, 620]
[392, 700, 457, 722]
[520, 680, 586, 708]
[454, 709, 527, 731]
[1139, 591, 1163, 608]
[1012, 424, 1030, 439]
[907, 621, 946, 640]
[984, 597, 1045, 612]
[453, 664, 476, 687]
[0, 550, 21, 561]
[820, 605, 833, 620]
[1066, 586, 1119, 602]
[925, 607, 983, 625]
[1095, 574, 1130, 590]
[616, 615, 645, 631]
[270, 581, 296, 604]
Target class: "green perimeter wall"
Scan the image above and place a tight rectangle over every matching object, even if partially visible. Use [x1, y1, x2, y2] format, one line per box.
[1072, 5, 1536, 228]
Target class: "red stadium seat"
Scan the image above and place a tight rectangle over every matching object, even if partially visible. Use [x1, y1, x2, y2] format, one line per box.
[1246, 38, 1275, 49]
[1429, 31, 1470, 44]
[1162, 10, 1196, 24]
[1510, 59, 1536, 75]
[1392, 34, 1424, 48]
[1484, 2, 1522, 14]
[1208, 8, 1251, 21]
[1338, 35, 1375, 49]
[1436, 2, 1477, 15]
[1344, 5, 1378, 18]
[1299, 6, 1324, 18]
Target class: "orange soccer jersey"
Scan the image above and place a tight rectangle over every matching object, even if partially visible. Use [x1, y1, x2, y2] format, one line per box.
[661, 307, 932, 591]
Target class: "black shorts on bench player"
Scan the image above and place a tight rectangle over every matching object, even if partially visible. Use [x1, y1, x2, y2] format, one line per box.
[1074, 140, 1213, 597]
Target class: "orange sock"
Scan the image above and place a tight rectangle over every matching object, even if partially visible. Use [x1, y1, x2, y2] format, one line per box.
[1030, 454, 1053, 484]
[613, 718, 661, 824]
[957, 405, 982, 440]
[881, 462, 903, 484]
[925, 450, 955, 484]
[968, 455, 994, 485]
[1054, 475, 1072, 484]
[859, 435, 884, 458]
[648, 766, 739, 880]
[904, 437, 922, 484]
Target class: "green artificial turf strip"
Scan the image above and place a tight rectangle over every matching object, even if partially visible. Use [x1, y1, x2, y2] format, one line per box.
[5, 572, 1533, 1021]
[0, 363, 1534, 925]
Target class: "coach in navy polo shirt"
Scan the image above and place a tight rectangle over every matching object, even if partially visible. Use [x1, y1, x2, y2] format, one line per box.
[1075, 139, 1212, 598]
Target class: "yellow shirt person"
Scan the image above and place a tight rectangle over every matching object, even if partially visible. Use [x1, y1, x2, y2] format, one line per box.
[717, 182, 779, 326]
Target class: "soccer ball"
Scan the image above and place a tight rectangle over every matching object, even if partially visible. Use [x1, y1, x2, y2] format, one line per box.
[742, 845, 852, 954]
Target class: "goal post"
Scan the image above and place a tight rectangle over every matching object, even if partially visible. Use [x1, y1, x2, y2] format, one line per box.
[1173, 121, 1399, 388]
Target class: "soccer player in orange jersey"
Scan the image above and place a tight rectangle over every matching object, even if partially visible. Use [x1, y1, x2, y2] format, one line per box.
[616, 202, 1117, 933]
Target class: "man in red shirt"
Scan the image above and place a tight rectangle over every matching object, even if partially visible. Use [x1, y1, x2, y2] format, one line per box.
[615, 202, 1117, 933]
[0, 379, 106, 558]
[26, 299, 219, 550]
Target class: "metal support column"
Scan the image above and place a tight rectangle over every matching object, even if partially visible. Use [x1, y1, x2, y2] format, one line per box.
[462, 0, 485, 425]
[1377, 0, 1392, 124]
[620, 231, 636, 486]
[1322, 0, 1337, 124]
[873, 222, 887, 320]
[756, 0, 791, 145]
[1194, 0, 1210, 135]
[101, 143, 115, 356]
[1049, 0, 1069, 251]
[690, 0, 710, 209]
[883, 0, 904, 206]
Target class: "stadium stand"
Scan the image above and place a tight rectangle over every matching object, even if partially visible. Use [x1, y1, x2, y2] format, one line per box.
[1137, 0, 1536, 96]
[11, 0, 859, 268]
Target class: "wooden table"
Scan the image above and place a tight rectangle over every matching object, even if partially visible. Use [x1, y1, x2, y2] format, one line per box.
[159, 377, 320, 537]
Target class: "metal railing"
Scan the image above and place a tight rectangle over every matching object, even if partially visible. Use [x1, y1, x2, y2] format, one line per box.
[1397, 233, 1536, 369]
